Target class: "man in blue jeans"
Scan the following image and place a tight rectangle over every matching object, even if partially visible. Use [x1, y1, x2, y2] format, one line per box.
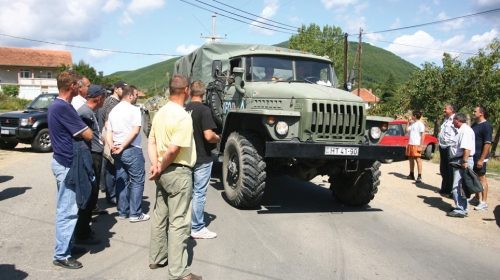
[185, 81, 220, 239]
[48, 70, 92, 269]
[107, 85, 149, 222]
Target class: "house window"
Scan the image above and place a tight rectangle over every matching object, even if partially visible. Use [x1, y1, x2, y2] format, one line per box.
[20, 69, 30, 78]
[47, 72, 52, 79]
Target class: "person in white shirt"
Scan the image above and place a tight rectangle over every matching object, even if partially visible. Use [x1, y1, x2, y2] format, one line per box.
[447, 112, 475, 218]
[71, 76, 90, 110]
[437, 103, 458, 195]
[405, 110, 426, 183]
[107, 85, 149, 223]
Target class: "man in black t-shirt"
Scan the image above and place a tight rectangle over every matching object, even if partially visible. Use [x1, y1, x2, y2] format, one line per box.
[470, 106, 493, 211]
[185, 81, 220, 239]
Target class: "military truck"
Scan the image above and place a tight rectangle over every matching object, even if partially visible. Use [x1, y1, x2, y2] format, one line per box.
[142, 93, 169, 137]
[165, 42, 406, 208]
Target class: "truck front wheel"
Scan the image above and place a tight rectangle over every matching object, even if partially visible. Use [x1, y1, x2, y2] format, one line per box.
[329, 160, 381, 206]
[32, 128, 52, 153]
[222, 131, 266, 208]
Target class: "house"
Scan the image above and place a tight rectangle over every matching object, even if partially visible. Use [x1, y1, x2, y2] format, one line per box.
[351, 88, 380, 109]
[0, 47, 73, 99]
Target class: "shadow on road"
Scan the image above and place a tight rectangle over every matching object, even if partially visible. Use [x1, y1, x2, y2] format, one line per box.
[0, 264, 28, 280]
[211, 160, 382, 214]
[417, 195, 453, 213]
[0, 186, 31, 202]
[492, 205, 500, 228]
[0, 175, 14, 183]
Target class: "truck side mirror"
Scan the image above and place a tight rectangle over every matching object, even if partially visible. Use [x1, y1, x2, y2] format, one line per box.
[232, 67, 246, 95]
[212, 60, 222, 78]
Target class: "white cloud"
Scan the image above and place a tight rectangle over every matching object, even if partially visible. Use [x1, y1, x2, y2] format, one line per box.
[128, 0, 165, 15]
[417, 4, 431, 15]
[385, 29, 499, 63]
[289, 16, 301, 24]
[390, 18, 400, 29]
[176, 44, 199, 54]
[88, 49, 114, 62]
[249, 0, 280, 36]
[321, 0, 358, 10]
[436, 12, 467, 31]
[0, 0, 104, 47]
[354, 2, 369, 13]
[102, 0, 123, 13]
[119, 11, 133, 25]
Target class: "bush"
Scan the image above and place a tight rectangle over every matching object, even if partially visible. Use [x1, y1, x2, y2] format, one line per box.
[0, 95, 31, 111]
[1, 85, 20, 97]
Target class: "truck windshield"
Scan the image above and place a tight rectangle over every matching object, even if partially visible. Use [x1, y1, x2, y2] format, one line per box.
[27, 95, 56, 110]
[248, 56, 336, 87]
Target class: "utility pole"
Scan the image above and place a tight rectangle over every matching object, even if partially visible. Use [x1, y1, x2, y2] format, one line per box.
[357, 28, 363, 97]
[201, 14, 227, 41]
[343, 33, 348, 85]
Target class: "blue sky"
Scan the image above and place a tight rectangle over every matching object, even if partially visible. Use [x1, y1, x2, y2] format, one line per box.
[1, 0, 499, 76]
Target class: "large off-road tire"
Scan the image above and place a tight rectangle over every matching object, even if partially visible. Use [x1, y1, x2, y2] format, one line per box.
[31, 128, 52, 153]
[0, 140, 18, 150]
[222, 131, 266, 208]
[142, 112, 151, 137]
[380, 159, 393, 164]
[424, 145, 433, 160]
[206, 78, 225, 128]
[329, 160, 381, 206]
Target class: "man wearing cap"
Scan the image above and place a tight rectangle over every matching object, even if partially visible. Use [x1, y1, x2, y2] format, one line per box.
[71, 76, 90, 111]
[107, 85, 149, 222]
[101, 81, 127, 205]
[72, 85, 107, 245]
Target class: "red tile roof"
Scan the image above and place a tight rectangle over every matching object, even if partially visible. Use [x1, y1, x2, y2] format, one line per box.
[351, 88, 379, 103]
[0, 46, 73, 67]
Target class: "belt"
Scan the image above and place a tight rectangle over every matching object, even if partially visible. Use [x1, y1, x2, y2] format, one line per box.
[169, 163, 192, 169]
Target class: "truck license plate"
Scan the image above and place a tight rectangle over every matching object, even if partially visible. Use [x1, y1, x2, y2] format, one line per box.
[1, 129, 10, 135]
[325, 146, 359, 156]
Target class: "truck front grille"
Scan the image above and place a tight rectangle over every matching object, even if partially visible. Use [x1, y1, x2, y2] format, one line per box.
[0, 117, 19, 127]
[310, 102, 364, 139]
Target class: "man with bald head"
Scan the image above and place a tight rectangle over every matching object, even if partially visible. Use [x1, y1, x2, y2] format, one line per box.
[147, 75, 201, 279]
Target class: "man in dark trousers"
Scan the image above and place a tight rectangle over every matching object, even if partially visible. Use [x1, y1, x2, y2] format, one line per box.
[185, 81, 220, 239]
[48, 70, 92, 269]
[438, 103, 458, 196]
[73, 85, 107, 245]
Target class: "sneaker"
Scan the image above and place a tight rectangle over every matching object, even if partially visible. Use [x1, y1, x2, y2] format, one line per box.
[469, 197, 480, 206]
[415, 177, 422, 183]
[191, 227, 217, 239]
[118, 215, 128, 220]
[405, 174, 415, 180]
[130, 213, 150, 223]
[474, 201, 488, 211]
[92, 205, 108, 216]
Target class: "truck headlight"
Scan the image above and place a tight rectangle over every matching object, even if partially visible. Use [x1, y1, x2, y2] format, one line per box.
[370, 126, 382, 139]
[275, 121, 289, 135]
[20, 117, 35, 126]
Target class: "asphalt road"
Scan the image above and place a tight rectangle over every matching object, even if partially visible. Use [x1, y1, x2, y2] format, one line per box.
[1, 136, 500, 279]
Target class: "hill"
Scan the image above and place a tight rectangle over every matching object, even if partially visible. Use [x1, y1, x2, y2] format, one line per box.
[110, 41, 417, 91]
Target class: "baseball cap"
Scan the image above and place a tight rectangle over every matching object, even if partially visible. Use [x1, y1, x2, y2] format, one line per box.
[114, 81, 128, 88]
[87, 85, 106, 98]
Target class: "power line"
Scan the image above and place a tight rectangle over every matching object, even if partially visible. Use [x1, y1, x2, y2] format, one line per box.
[0, 33, 182, 56]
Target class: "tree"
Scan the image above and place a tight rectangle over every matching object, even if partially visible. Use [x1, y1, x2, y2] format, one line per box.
[57, 60, 123, 87]
[380, 73, 397, 103]
[1, 85, 19, 97]
[289, 24, 346, 82]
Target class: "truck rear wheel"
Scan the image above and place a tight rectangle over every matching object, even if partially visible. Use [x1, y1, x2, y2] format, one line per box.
[32, 128, 52, 153]
[329, 160, 381, 206]
[142, 112, 151, 137]
[222, 131, 266, 208]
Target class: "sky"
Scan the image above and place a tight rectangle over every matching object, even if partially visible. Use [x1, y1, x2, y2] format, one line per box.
[1, 0, 499, 76]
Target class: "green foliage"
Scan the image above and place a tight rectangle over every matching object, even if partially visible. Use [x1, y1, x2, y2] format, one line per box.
[380, 73, 397, 102]
[0, 94, 31, 111]
[1, 85, 19, 97]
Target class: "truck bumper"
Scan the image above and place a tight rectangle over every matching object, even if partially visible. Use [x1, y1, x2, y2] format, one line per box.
[265, 142, 406, 160]
[0, 127, 34, 142]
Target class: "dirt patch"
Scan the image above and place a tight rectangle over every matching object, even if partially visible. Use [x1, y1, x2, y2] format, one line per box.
[376, 159, 500, 249]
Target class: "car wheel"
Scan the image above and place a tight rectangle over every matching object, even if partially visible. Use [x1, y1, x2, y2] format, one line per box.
[380, 159, 393, 164]
[32, 128, 52, 153]
[424, 145, 433, 160]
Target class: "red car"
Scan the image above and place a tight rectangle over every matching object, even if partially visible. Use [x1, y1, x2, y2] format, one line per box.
[379, 120, 438, 163]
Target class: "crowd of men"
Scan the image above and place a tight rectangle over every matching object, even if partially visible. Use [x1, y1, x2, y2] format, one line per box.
[405, 103, 493, 218]
[48, 71, 218, 280]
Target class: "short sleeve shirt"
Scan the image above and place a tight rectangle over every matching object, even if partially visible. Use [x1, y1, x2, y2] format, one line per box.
[77, 104, 103, 153]
[408, 121, 425, 146]
[439, 114, 458, 148]
[108, 102, 142, 148]
[471, 120, 493, 160]
[48, 98, 88, 167]
[185, 102, 217, 163]
[449, 124, 475, 159]
[150, 101, 196, 167]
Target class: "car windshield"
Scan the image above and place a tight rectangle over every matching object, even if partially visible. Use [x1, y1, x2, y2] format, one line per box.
[246, 56, 337, 87]
[27, 95, 56, 110]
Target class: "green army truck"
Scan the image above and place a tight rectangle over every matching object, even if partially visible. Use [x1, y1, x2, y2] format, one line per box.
[169, 42, 405, 208]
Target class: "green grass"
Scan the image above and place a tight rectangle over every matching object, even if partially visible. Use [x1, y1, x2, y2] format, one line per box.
[0, 95, 31, 111]
[430, 153, 500, 175]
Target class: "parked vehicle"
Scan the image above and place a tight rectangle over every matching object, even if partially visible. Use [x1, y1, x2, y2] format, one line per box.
[0, 93, 57, 152]
[145, 42, 406, 208]
[379, 120, 438, 163]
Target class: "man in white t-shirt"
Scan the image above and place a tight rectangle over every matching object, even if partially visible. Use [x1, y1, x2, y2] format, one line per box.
[405, 110, 426, 183]
[71, 76, 90, 110]
[107, 85, 149, 223]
